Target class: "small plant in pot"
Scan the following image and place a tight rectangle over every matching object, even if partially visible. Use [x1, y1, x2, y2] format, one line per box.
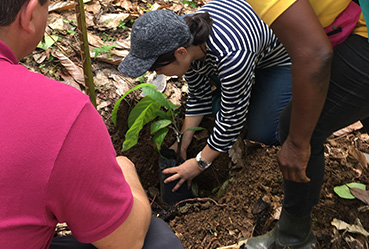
[112, 83, 203, 205]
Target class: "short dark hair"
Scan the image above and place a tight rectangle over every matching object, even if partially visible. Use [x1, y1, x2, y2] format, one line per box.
[0, 0, 48, 26]
[149, 11, 213, 71]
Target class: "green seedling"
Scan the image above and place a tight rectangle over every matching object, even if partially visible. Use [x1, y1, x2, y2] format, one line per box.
[67, 29, 77, 34]
[138, 73, 146, 83]
[64, 19, 77, 24]
[37, 35, 59, 50]
[182, 0, 197, 8]
[140, 3, 154, 12]
[91, 44, 118, 59]
[99, 32, 115, 42]
[118, 19, 135, 29]
[118, 20, 127, 29]
[112, 83, 203, 153]
[63, 19, 77, 34]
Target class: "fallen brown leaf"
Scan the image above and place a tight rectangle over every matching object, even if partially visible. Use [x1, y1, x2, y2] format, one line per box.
[350, 187, 369, 205]
[52, 50, 85, 86]
[348, 146, 368, 169]
[48, 0, 93, 12]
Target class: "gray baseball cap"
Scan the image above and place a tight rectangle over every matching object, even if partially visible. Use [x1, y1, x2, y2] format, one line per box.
[118, 9, 191, 78]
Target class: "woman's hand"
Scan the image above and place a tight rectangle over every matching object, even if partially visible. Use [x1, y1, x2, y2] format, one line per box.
[162, 158, 204, 192]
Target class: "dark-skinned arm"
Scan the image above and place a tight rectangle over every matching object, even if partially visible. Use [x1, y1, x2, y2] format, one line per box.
[270, 0, 333, 182]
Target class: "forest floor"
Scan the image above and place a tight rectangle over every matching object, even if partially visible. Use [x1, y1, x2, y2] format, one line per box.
[24, 0, 369, 248]
[112, 94, 369, 249]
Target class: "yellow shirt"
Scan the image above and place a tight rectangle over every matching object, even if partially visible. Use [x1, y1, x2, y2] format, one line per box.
[247, 0, 368, 38]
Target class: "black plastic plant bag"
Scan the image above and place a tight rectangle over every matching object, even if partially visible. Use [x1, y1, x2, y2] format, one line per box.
[159, 148, 193, 205]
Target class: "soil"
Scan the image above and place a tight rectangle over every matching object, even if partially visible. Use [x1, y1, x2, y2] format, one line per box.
[110, 92, 369, 249]
[26, 0, 369, 248]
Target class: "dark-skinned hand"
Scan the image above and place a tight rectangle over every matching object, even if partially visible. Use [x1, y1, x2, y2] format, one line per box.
[277, 135, 311, 183]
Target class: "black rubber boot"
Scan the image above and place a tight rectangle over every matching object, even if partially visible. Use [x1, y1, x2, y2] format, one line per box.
[243, 209, 318, 249]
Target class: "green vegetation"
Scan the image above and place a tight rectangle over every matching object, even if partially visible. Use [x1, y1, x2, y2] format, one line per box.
[63, 19, 77, 34]
[99, 32, 115, 42]
[140, 3, 154, 12]
[182, 0, 197, 8]
[118, 19, 135, 29]
[37, 35, 59, 50]
[112, 83, 203, 152]
[118, 20, 127, 29]
[91, 44, 118, 59]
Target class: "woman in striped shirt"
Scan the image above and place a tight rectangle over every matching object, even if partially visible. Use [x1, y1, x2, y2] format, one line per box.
[119, 0, 292, 193]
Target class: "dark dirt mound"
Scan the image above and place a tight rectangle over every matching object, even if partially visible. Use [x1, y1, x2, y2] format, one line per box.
[109, 98, 369, 249]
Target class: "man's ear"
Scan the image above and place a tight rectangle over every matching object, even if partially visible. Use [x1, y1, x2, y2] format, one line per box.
[19, 0, 39, 34]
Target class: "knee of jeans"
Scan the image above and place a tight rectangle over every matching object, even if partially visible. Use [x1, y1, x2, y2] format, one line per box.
[247, 128, 279, 145]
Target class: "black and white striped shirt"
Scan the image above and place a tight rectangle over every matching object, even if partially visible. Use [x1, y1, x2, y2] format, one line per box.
[185, 0, 291, 152]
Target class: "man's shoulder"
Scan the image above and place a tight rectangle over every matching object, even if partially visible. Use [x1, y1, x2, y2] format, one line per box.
[2, 62, 89, 106]
[1, 62, 92, 131]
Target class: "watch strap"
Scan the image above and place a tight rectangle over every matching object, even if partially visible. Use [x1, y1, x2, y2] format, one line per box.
[196, 151, 212, 169]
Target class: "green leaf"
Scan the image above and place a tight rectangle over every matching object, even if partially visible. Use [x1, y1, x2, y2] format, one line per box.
[153, 128, 169, 151]
[128, 96, 161, 128]
[334, 182, 367, 199]
[122, 98, 162, 151]
[216, 177, 235, 199]
[37, 35, 59, 50]
[173, 109, 181, 117]
[154, 109, 169, 119]
[112, 83, 157, 125]
[166, 110, 173, 118]
[151, 120, 172, 134]
[168, 101, 180, 111]
[122, 117, 145, 151]
[141, 86, 172, 110]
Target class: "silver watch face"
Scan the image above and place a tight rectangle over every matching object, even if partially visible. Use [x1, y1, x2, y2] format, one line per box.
[196, 151, 211, 169]
[198, 159, 209, 168]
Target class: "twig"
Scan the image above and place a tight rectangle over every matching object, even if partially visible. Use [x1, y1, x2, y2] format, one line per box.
[358, 205, 369, 212]
[45, 28, 69, 55]
[150, 195, 157, 206]
[216, 239, 248, 249]
[175, 197, 227, 207]
[205, 237, 219, 249]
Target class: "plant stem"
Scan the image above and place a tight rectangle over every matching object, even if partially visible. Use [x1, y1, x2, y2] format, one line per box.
[75, 0, 96, 107]
[176, 133, 182, 164]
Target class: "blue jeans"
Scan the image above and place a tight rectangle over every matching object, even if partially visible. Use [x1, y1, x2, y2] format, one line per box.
[247, 65, 292, 145]
[211, 65, 292, 145]
[279, 35, 369, 217]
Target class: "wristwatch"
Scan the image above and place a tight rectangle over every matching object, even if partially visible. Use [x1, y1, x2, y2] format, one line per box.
[196, 151, 212, 169]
